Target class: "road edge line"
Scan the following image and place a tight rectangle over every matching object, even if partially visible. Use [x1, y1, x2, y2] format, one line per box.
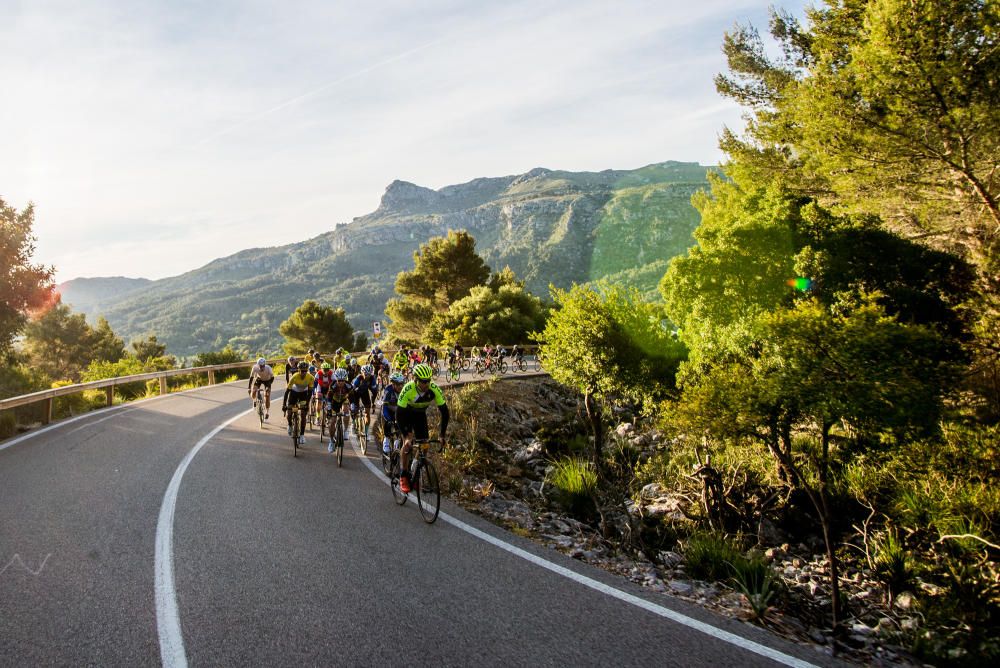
[154, 408, 252, 668]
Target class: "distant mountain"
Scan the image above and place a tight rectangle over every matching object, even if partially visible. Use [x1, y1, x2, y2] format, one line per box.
[58, 277, 153, 313]
[59, 161, 712, 357]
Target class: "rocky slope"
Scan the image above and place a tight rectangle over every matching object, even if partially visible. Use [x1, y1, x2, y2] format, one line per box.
[59, 161, 711, 357]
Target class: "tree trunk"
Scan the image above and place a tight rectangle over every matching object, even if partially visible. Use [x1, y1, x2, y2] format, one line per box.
[584, 391, 603, 475]
[818, 486, 842, 634]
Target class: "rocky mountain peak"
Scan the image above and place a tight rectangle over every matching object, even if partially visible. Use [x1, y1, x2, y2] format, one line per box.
[376, 180, 441, 214]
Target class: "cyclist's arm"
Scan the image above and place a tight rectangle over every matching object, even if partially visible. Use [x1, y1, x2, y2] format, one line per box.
[432, 384, 449, 437]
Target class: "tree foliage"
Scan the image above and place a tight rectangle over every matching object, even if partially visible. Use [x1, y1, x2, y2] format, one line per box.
[0, 198, 54, 360]
[279, 300, 357, 354]
[426, 267, 548, 346]
[131, 334, 168, 361]
[20, 300, 126, 382]
[536, 284, 686, 471]
[385, 230, 491, 344]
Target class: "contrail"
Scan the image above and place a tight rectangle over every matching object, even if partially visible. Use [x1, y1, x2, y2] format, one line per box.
[195, 36, 446, 146]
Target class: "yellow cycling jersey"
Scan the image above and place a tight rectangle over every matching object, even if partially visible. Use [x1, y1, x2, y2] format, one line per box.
[287, 372, 315, 393]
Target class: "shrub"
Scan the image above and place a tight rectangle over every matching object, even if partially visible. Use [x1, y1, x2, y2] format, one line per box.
[0, 411, 16, 440]
[546, 457, 598, 518]
[871, 529, 915, 603]
[682, 532, 743, 582]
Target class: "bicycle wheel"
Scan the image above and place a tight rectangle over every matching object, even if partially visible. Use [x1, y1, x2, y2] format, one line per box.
[448, 366, 459, 383]
[292, 412, 299, 457]
[390, 453, 407, 505]
[381, 439, 393, 476]
[257, 393, 265, 428]
[319, 406, 327, 441]
[499, 360, 508, 374]
[336, 419, 344, 467]
[461, 357, 470, 371]
[416, 460, 441, 523]
[359, 412, 369, 456]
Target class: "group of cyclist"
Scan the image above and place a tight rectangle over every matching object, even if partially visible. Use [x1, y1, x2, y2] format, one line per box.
[250, 346, 452, 494]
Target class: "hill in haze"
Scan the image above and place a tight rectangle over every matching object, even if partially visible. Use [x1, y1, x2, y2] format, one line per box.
[59, 161, 712, 357]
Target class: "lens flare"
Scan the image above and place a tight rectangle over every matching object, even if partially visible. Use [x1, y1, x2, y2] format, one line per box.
[786, 277, 813, 291]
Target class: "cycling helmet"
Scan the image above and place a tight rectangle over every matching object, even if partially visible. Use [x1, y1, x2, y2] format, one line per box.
[288, 356, 298, 365]
[413, 363, 433, 380]
[256, 357, 266, 366]
[334, 368, 348, 381]
[362, 364, 374, 375]
[390, 372, 405, 384]
[307, 348, 315, 356]
[297, 360, 309, 371]
[321, 362, 331, 370]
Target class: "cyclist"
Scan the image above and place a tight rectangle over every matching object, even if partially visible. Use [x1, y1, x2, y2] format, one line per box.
[313, 361, 335, 419]
[284, 355, 299, 383]
[348, 356, 362, 380]
[392, 348, 409, 374]
[353, 364, 379, 420]
[282, 360, 315, 445]
[248, 357, 275, 419]
[396, 363, 449, 494]
[510, 344, 523, 363]
[324, 368, 357, 453]
[380, 372, 405, 454]
[423, 344, 439, 366]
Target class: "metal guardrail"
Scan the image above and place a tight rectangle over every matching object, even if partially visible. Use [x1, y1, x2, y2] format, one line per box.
[0, 345, 540, 425]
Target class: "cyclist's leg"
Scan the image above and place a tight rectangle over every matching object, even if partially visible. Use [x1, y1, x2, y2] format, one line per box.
[263, 381, 272, 411]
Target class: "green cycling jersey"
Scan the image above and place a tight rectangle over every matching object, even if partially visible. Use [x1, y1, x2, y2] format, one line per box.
[396, 380, 446, 410]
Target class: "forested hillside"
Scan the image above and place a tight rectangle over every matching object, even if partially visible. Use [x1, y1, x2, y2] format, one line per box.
[59, 161, 710, 356]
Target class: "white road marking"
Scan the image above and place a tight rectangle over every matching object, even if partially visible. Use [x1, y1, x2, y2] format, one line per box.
[351, 438, 819, 668]
[154, 408, 252, 668]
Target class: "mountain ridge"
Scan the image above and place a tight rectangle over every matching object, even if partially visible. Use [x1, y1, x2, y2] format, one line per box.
[59, 160, 712, 356]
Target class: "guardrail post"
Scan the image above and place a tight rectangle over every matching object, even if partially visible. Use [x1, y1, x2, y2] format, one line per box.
[208, 370, 216, 385]
[159, 377, 168, 396]
[106, 386, 114, 406]
[44, 398, 53, 424]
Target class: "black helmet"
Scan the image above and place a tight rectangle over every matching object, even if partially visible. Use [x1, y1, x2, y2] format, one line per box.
[297, 360, 309, 371]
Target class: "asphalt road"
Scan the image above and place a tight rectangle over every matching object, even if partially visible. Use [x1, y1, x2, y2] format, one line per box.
[0, 378, 840, 667]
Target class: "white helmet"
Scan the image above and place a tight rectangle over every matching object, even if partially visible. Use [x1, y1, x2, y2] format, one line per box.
[256, 357, 267, 366]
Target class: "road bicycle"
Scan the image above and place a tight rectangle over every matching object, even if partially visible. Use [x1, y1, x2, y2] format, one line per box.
[288, 400, 308, 457]
[253, 385, 266, 428]
[329, 409, 347, 467]
[307, 392, 320, 431]
[446, 360, 461, 383]
[533, 352, 544, 372]
[430, 361, 441, 379]
[389, 438, 441, 523]
[353, 407, 370, 456]
[510, 356, 527, 373]
[319, 397, 332, 442]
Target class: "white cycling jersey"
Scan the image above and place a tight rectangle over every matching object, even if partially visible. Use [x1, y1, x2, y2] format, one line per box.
[250, 364, 275, 382]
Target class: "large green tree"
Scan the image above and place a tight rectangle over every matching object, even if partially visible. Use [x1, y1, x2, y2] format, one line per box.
[279, 300, 357, 355]
[716, 0, 1000, 351]
[385, 230, 491, 344]
[426, 267, 547, 346]
[21, 300, 103, 381]
[1, 198, 54, 360]
[536, 285, 686, 473]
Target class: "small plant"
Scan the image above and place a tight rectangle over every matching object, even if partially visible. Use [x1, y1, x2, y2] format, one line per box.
[682, 532, 743, 582]
[871, 529, 915, 603]
[729, 552, 781, 620]
[546, 457, 598, 518]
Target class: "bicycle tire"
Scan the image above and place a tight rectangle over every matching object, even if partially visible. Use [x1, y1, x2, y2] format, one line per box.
[499, 360, 508, 374]
[319, 406, 327, 441]
[257, 391, 265, 428]
[381, 442, 393, 476]
[461, 358, 470, 371]
[336, 419, 344, 467]
[359, 412, 369, 456]
[292, 412, 299, 457]
[390, 454, 407, 505]
[416, 460, 441, 523]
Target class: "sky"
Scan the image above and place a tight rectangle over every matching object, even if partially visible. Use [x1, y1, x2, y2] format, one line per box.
[1, 0, 809, 282]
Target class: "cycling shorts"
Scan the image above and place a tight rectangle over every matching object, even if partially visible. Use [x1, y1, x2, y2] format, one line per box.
[252, 378, 274, 390]
[397, 406, 429, 441]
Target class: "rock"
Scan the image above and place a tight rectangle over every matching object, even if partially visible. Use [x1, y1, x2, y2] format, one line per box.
[850, 622, 874, 637]
[481, 498, 535, 529]
[640, 482, 665, 500]
[807, 581, 821, 597]
[758, 517, 788, 545]
[614, 423, 635, 438]
[763, 546, 784, 562]
[669, 580, 694, 595]
[643, 497, 685, 520]
[808, 629, 828, 645]
[900, 616, 919, 632]
[894, 591, 916, 610]
[543, 534, 575, 549]
[791, 557, 804, 568]
[659, 551, 683, 568]
[514, 439, 545, 463]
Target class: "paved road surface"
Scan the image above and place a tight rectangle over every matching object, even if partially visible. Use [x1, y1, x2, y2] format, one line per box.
[1, 379, 839, 666]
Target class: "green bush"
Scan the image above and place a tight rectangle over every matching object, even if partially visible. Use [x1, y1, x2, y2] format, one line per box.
[546, 457, 598, 518]
[871, 529, 915, 602]
[0, 411, 16, 440]
[682, 532, 743, 582]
